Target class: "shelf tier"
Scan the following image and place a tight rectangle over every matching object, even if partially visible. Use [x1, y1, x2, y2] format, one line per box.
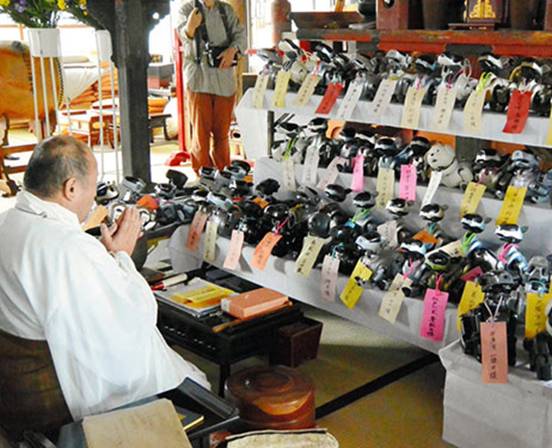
[169, 226, 459, 354]
[238, 88, 552, 149]
[295, 29, 552, 58]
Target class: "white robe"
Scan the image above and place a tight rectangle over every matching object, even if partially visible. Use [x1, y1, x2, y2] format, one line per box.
[0, 191, 209, 420]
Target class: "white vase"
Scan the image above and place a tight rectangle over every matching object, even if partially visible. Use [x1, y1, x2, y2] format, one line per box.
[95, 30, 113, 62]
[27, 27, 62, 58]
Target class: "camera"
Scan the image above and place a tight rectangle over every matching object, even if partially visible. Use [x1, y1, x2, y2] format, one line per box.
[205, 43, 238, 68]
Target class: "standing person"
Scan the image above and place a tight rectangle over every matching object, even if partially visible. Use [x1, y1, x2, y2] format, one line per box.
[177, 0, 247, 173]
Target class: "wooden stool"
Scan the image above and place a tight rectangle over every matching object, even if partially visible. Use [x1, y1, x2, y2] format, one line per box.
[226, 366, 315, 430]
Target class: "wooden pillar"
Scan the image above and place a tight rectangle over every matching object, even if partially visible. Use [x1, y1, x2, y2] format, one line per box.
[271, 0, 291, 46]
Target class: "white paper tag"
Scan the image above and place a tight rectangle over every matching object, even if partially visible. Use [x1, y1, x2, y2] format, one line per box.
[379, 274, 412, 323]
[317, 157, 345, 190]
[321, 254, 340, 302]
[463, 89, 486, 134]
[294, 74, 321, 107]
[376, 167, 395, 209]
[336, 79, 364, 120]
[429, 240, 463, 258]
[421, 170, 443, 207]
[370, 79, 398, 119]
[252, 74, 269, 109]
[377, 220, 398, 248]
[301, 146, 320, 187]
[432, 84, 457, 131]
[272, 70, 292, 108]
[282, 158, 297, 191]
[203, 220, 218, 263]
[401, 86, 427, 130]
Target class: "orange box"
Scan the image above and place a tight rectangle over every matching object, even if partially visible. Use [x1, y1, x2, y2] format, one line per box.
[221, 288, 289, 319]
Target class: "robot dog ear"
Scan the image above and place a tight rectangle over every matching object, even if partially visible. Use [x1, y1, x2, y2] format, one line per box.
[521, 226, 529, 234]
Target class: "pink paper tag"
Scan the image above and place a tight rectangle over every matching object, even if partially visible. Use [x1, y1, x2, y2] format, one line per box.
[399, 164, 417, 202]
[461, 266, 483, 282]
[223, 230, 244, 271]
[351, 154, 365, 192]
[481, 321, 509, 384]
[420, 288, 449, 342]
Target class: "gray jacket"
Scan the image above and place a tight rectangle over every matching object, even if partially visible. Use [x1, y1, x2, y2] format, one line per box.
[176, 0, 247, 97]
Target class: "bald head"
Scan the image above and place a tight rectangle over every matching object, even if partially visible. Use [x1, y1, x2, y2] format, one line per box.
[24, 136, 92, 199]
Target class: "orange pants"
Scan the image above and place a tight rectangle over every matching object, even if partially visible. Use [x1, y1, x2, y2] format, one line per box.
[187, 91, 235, 173]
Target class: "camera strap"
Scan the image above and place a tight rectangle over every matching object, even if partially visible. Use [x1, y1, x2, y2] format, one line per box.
[198, 1, 231, 48]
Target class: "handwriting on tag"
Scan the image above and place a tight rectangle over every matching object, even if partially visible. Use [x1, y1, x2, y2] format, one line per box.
[399, 164, 417, 202]
[223, 229, 244, 270]
[496, 185, 527, 225]
[301, 146, 320, 187]
[371, 79, 398, 118]
[252, 74, 269, 109]
[377, 220, 398, 248]
[376, 167, 395, 209]
[525, 293, 552, 339]
[547, 107, 552, 146]
[340, 259, 373, 309]
[503, 89, 532, 134]
[294, 74, 321, 107]
[186, 210, 208, 252]
[316, 82, 344, 115]
[203, 220, 219, 263]
[336, 79, 364, 120]
[401, 86, 427, 130]
[321, 255, 340, 302]
[432, 84, 457, 131]
[282, 158, 297, 192]
[351, 154, 365, 192]
[463, 89, 486, 134]
[379, 274, 412, 323]
[481, 321, 508, 384]
[251, 232, 282, 271]
[318, 157, 345, 190]
[460, 182, 486, 217]
[295, 235, 327, 277]
[272, 70, 292, 108]
[457, 281, 484, 331]
[420, 288, 449, 342]
[421, 170, 443, 207]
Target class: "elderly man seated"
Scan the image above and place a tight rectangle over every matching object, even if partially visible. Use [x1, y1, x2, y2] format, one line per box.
[0, 136, 208, 439]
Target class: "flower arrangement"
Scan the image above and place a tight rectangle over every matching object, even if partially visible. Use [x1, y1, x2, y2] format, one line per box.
[58, 0, 101, 29]
[0, 0, 61, 28]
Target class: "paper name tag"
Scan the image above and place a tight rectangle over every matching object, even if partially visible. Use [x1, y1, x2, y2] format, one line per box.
[457, 281, 484, 331]
[252, 74, 269, 109]
[301, 146, 320, 187]
[432, 84, 457, 131]
[503, 89, 532, 134]
[379, 274, 412, 323]
[318, 156, 345, 190]
[294, 74, 321, 107]
[413, 229, 440, 246]
[295, 235, 327, 277]
[461, 266, 483, 282]
[203, 220, 218, 263]
[251, 232, 282, 271]
[546, 107, 552, 146]
[321, 255, 340, 302]
[420, 288, 449, 342]
[376, 167, 395, 209]
[481, 321, 509, 384]
[496, 185, 527, 225]
[223, 229, 244, 270]
[377, 220, 398, 248]
[82, 205, 108, 231]
[421, 170, 443, 207]
[460, 182, 486, 217]
[186, 210, 208, 252]
[316, 82, 344, 115]
[431, 240, 463, 258]
[340, 259, 373, 309]
[401, 86, 427, 130]
[351, 154, 365, 192]
[463, 89, 486, 134]
[282, 158, 297, 192]
[253, 197, 269, 209]
[336, 79, 364, 120]
[399, 164, 417, 202]
[371, 79, 397, 118]
[272, 70, 292, 108]
[525, 292, 552, 339]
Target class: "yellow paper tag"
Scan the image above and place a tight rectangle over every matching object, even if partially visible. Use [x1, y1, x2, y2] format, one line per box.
[294, 73, 321, 107]
[525, 293, 552, 339]
[295, 235, 327, 277]
[463, 89, 486, 134]
[203, 220, 219, 263]
[252, 74, 269, 109]
[460, 182, 487, 217]
[457, 281, 484, 331]
[432, 84, 457, 131]
[379, 274, 412, 323]
[546, 107, 552, 146]
[401, 86, 427, 130]
[340, 259, 373, 309]
[376, 167, 395, 209]
[496, 186, 527, 225]
[272, 70, 292, 108]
